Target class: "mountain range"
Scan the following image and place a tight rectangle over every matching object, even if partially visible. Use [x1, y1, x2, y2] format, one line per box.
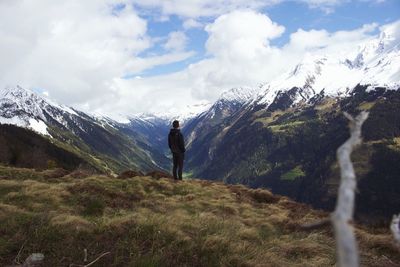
[0, 25, 399, 222]
[181, 26, 400, 222]
[0, 85, 173, 173]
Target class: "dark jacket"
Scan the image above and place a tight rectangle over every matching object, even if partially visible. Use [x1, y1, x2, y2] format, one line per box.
[168, 128, 185, 154]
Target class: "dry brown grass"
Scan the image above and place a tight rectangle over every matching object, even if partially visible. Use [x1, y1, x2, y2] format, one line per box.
[228, 184, 280, 204]
[117, 169, 144, 179]
[41, 168, 70, 179]
[50, 214, 93, 232]
[0, 165, 398, 266]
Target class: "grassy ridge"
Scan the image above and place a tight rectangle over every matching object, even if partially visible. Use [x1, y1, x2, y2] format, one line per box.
[0, 166, 398, 266]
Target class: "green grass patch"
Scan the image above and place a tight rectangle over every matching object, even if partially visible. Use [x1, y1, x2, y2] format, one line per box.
[268, 121, 306, 133]
[358, 101, 376, 111]
[280, 166, 305, 181]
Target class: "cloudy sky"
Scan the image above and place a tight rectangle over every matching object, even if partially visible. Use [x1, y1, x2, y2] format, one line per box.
[0, 0, 399, 119]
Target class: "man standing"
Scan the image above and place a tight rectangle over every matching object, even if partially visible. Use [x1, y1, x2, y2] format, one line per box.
[168, 120, 185, 180]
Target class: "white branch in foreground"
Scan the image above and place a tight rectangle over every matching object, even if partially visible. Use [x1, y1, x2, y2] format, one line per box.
[391, 214, 400, 245]
[21, 253, 44, 267]
[332, 111, 369, 267]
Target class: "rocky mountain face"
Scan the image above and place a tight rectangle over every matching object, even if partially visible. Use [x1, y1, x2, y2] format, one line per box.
[182, 86, 259, 174]
[0, 86, 169, 173]
[187, 86, 400, 222]
[181, 26, 400, 222]
[0, 85, 213, 174]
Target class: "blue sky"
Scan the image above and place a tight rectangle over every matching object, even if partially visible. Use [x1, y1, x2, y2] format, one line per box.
[133, 0, 400, 77]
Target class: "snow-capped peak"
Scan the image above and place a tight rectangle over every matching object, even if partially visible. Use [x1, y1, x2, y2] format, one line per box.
[346, 23, 400, 70]
[358, 24, 400, 88]
[160, 101, 213, 123]
[378, 20, 400, 50]
[219, 86, 260, 104]
[1, 85, 36, 99]
[129, 112, 170, 125]
[126, 87, 259, 125]
[128, 101, 213, 126]
[172, 101, 213, 122]
[0, 85, 83, 136]
[252, 29, 400, 108]
[0, 85, 48, 122]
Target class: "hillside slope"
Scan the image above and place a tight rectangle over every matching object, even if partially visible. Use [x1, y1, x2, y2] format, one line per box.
[187, 85, 400, 222]
[0, 165, 398, 266]
[0, 124, 96, 171]
[181, 24, 400, 222]
[0, 86, 169, 173]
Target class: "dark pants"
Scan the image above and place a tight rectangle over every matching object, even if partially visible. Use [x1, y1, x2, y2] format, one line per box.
[172, 152, 184, 180]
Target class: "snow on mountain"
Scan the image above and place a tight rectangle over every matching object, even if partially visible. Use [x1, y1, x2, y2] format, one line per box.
[185, 87, 260, 125]
[0, 85, 100, 136]
[254, 56, 354, 106]
[252, 27, 400, 107]
[172, 101, 213, 123]
[1, 24, 399, 137]
[0, 86, 48, 120]
[28, 118, 50, 136]
[362, 47, 400, 89]
[353, 23, 400, 88]
[360, 30, 400, 88]
[219, 86, 260, 104]
[0, 86, 55, 135]
[128, 101, 213, 128]
[154, 24, 400, 122]
[129, 87, 258, 126]
[128, 113, 170, 129]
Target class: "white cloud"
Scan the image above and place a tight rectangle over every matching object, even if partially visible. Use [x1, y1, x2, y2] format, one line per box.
[164, 31, 189, 51]
[127, 51, 196, 73]
[178, 10, 287, 99]
[99, 11, 395, 117]
[0, 0, 147, 102]
[379, 19, 400, 44]
[205, 10, 285, 58]
[183, 19, 203, 29]
[0, 1, 396, 119]
[284, 23, 378, 54]
[0, 0, 194, 107]
[301, 0, 342, 13]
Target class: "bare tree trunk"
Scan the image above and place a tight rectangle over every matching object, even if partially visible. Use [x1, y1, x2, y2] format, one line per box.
[21, 253, 44, 267]
[391, 214, 400, 246]
[332, 111, 369, 267]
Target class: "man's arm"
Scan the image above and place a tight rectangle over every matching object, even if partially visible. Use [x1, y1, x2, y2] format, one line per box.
[168, 133, 172, 149]
[179, 133, 186, 153]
